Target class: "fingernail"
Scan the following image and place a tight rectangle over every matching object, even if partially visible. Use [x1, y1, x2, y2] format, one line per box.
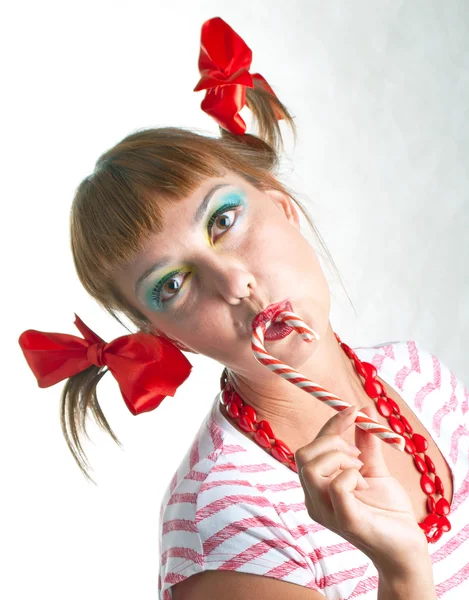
[342, 406, 356, 416]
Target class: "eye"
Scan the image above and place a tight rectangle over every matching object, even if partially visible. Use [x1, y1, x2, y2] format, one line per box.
[150, 201, 242, 307]
[151, 271, 189, 307]
[206, 202, 240, 240]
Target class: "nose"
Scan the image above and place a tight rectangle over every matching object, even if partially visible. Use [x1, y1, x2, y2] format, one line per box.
[199, 252, 261, 307]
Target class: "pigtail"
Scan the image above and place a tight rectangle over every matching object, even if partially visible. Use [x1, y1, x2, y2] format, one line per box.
[219, 76, 297, 157]
[60, 365, 122, 485]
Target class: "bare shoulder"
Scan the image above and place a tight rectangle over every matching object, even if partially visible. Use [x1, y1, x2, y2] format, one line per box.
[171, 569, 325, 599]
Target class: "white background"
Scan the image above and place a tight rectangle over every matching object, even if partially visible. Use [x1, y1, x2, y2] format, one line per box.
[2, 1, 468, 598]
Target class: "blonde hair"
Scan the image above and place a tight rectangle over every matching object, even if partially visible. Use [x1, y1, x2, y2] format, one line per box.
[65, 78, 353, 483]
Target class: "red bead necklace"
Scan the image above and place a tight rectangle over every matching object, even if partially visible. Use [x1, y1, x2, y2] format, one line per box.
[219, 332, 451, 544]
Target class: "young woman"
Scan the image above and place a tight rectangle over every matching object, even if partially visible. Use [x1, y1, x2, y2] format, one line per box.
[19, 17, 467, 600]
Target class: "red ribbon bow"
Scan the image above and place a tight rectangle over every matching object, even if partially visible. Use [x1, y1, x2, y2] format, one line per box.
[18, 314, 193, 415]
[193, 16, 282, 134]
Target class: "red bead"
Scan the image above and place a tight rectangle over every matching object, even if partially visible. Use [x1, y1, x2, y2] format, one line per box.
[412, 433, 428, 453]
[430, 527, 444, 543]
[423, 512, 439, 528]
[427, 496, 436, 513]
[341, 343, 355, 358]
[362, 362, 377, 379]
[254, 428, 272, 448]
[364, 377, 384, 399]
[274, 439, 293, 457]
[399, 415, 413, 434]
[413, 455, 428, 474]
[258, 420, 275, 439]
[438, 515, 451, 532]
[226, 400, 240, 419]
[354, 360, 367, 378]
[435, 475, 445, 495]
[271, 445, 290, 463]
[389, 415, 406, 435]
[289, 461, 299, 473]
[435, 497, 450, 516]
[240, 404, 257, 423]
[238, 414, 255, 433]
[377, 397, 393, 418]
[230, 392, 243, 409]
[424, 454, 436, 473]
[404, 437, 417, 454]
[421, 473, 436, 495]
[387, 397, 401, 415]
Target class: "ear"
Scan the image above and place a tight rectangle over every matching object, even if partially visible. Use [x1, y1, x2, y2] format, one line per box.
[264, 189, 301, 229]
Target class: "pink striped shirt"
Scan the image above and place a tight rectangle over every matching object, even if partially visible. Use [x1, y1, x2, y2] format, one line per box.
[158, 340, 469, 599]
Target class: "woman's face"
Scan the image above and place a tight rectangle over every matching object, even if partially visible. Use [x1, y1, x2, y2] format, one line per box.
[114, 171, 331, 380]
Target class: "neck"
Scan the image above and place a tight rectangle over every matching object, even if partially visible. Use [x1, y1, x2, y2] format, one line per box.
[223, 322, 375, 454]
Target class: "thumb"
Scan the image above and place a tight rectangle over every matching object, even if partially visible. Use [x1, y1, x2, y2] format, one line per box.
[354, 404, 391, 477]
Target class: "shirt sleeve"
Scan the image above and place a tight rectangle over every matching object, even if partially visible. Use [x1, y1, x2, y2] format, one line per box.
[159, 472, 322, 598]
[193, 474, 321, 592]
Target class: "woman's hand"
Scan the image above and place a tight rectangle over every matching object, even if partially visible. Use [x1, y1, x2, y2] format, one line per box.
[294, 404, 429, 573]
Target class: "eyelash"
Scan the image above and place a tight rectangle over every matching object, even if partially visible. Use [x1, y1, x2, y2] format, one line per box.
[150, 200, 243, 308]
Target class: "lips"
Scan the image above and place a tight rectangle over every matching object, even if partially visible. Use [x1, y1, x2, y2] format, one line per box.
[252, 299, 293, 331]
[264, 320, 294, 341]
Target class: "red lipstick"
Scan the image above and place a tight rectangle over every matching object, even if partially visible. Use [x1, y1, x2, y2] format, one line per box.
[264, 321, 294, 341]
[252, 300, 294, 340]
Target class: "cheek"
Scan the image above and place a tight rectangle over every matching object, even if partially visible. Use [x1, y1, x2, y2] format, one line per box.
[255, 221, 329, 305]
[252, 218, 316, 270]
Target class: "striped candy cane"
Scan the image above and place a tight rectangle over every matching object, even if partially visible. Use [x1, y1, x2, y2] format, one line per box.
[251, 310, 406, 452]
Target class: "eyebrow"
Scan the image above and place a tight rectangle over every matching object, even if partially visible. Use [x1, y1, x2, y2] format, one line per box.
[134, 183, 230, 295]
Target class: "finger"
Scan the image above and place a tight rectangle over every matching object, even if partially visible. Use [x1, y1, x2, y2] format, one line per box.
[329, 467, 369, 533]
[354, 404, 391, 477]
[315, 404, 359, 440]
[303, 451, 364, 481]
[295, 432, 361, 473]
[298, 453, 364, 524]
[295, 406, 361, 470]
